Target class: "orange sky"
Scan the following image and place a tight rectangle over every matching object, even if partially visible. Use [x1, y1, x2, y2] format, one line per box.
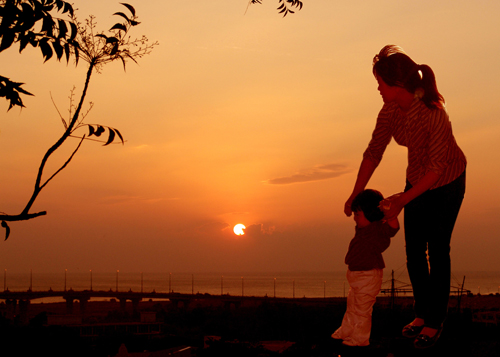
[1, 0, 499, 275]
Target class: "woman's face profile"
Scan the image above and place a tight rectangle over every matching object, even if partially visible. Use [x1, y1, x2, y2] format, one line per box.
[376, 75, 402, 104]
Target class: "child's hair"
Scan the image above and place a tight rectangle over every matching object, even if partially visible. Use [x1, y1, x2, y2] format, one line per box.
[372, 45, 444, 110]
[351, 189, 385, 222]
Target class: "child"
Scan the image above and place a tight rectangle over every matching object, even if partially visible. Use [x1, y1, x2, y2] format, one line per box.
[331, 189, 399, 346]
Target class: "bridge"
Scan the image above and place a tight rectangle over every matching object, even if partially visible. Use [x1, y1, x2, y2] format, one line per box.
[0, 289, 344, 323]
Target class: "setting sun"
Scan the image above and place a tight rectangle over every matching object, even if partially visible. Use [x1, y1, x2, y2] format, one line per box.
[233, 224, 246, 236]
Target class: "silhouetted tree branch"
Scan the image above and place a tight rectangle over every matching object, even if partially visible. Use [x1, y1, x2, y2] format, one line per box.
[0, 3, 157, 240]
[0, 0, 79, 110]
[249, 0, 303, 17]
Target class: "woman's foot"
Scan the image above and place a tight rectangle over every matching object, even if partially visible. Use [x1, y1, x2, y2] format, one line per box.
[402, 318, 425, 338]
[414, 325, 443, 349]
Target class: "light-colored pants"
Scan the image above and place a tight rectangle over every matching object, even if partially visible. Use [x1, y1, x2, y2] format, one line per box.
[331, 269, 383, 346]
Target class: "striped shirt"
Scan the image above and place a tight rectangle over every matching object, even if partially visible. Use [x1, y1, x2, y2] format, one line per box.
[363, 97, 466, 190]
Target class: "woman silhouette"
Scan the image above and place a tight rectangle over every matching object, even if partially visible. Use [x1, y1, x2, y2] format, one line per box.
[344, 45, 466, 349]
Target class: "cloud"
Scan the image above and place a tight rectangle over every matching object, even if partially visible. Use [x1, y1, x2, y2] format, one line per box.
[266, 163, 351, 185]
[245, 223, 277, 237]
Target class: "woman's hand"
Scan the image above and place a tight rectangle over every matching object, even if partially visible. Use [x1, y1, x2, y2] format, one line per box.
[344, 198, 354, 217]
[379, 193, 405, 221]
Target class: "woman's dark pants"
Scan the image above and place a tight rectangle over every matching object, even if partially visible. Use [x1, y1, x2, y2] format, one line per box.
[404, 170, 466, 329]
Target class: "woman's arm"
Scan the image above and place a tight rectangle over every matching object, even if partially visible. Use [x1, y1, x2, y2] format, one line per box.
[346, 104, 393, 216]
[381, 170, 440, 220]
[345, 157, 378, 216]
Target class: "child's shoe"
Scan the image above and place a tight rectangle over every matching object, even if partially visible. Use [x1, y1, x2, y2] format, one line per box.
[331, 328, 343, 340]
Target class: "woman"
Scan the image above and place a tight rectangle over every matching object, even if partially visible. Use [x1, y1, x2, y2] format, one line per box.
[344, 45, 466, 349]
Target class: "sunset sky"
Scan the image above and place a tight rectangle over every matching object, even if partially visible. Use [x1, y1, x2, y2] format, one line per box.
[0, 0, 499, 277]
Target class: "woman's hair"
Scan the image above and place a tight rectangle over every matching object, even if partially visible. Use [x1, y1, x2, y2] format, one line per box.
[372, 45, 444, 110]
[351, 189, 385, 222]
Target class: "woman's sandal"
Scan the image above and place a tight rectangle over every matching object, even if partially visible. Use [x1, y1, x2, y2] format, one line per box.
[402, 323, 424, 338]
[414, 325, 443, 349]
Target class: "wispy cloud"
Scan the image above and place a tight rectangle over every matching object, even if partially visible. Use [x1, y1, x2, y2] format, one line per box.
[266, 163, 351, 185]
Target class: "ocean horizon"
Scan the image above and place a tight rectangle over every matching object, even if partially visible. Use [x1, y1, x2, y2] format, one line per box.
[2, 269, 499, 303]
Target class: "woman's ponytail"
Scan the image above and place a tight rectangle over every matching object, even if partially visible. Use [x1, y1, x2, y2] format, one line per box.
[418, 64, 445, 110]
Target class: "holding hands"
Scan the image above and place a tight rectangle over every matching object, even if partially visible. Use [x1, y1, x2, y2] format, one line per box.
[379, 193, 404, 221]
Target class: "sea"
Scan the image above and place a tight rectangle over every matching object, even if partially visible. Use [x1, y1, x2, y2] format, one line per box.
[2, 269, 500, 304]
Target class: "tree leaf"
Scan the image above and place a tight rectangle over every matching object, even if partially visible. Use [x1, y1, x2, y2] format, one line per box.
[120, 3, 136, 17]
[1, 221, 10, 241]
[104, 128, 116, 146]
[39, 38, 53, 62]
[33, 0, 44, 19]
[5, 91, 23, 111]
[73, 42, 79, 65]
[29, 35, 38, 48]
[109, 42, 119, 55]
[43, 3, 55, 13]
[123, 50, 137, 63]
[52, 40, 64, 60]
[88, 125, 95, 136]
[0, 76, 33, 110]
[118, 55, 127, 71]
[14, 85, 34, 96]
[19, 32, 33, 52]
[64, 42, 70, 62]
[57, 19, 67, 39]
[63, 2, 74, 16]
[1, 2, 16, 30]
[95, 126, 105, 137]
[110, 23, 127, 32]
[69, 22, 77, 41]
[0, 30, 15, 52]
[41, 17, 55, 38]
[113, 12, 130, 22]
[114, 128, 125, 144]
[55, 0, 64, 11]
[20, 3, 36, 30]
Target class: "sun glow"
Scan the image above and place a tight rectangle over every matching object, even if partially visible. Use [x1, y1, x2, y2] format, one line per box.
[233, 224, 246, 236]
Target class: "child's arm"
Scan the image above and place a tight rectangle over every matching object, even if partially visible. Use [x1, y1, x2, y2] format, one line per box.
[386, 216, 399, 230]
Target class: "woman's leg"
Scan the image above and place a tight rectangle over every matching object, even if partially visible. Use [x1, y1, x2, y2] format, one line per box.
[425, 172, 465, 327]
[404, 171, 466, 328]
[404, 194, 432, 322]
